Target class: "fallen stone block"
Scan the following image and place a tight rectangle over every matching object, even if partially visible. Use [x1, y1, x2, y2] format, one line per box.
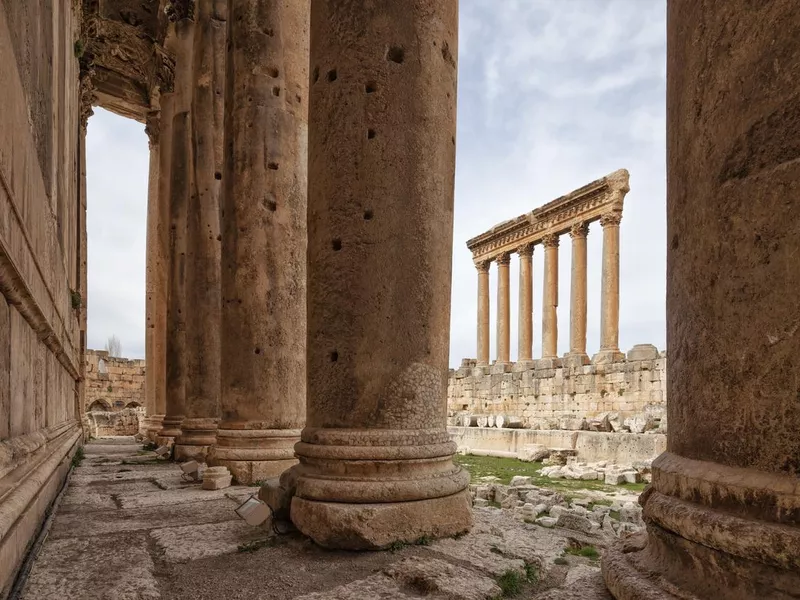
[518, 444, 550, 462]
[535, 516, 557, 528]
[201, 466, 232, 490]
[509, 476, 532, 487]
[555, 513, 594, 534]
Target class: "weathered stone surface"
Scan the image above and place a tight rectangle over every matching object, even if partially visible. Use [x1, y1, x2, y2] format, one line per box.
[150, 520, 268, 563]
[201, 465, 232, 490]
[384, 556, 501, 600]
[555, 513, 594, 534]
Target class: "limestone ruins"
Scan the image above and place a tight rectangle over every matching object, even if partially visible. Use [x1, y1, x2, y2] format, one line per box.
[1, 1, 798, 599]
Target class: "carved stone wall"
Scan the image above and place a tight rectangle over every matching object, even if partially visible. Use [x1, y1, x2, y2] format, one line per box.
[0, 2, 84, 593]
[448, 344, 666, 432]
[84, 350, 146, 413]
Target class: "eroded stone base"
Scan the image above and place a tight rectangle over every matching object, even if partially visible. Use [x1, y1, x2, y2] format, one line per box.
[291, 490, 473, 550]
[173, 444, 210, 462]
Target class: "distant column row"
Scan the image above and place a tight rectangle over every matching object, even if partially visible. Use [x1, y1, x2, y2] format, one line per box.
[474, 213, 623, 367]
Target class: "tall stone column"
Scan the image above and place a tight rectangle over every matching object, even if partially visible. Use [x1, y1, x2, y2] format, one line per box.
[495, 252, 511, 364]
[602, 2, 800, 598]
[566, 223, 589, 365]
[208, 0, 308, 483]
[594, 212, 623, 363]
[541, 234, 559, 360]
[517, 244, 533, 362]
[476, 261, 490, 366]
[143, 111, 160, 437]
[174, 0, 225, 462]
[160, 11, 195, 445]
[290, 0, 471, 549]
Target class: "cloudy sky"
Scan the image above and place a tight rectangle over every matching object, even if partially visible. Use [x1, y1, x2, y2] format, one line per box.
[86, 0, 666, 367]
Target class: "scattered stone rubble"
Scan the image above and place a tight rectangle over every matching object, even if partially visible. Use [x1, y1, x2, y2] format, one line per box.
[539, 457, 652, 486]
[469, 477, 645, 539]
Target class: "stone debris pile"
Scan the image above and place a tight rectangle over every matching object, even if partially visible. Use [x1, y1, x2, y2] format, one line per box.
[469, 477, 645, 540]
[538, 458, 652, 485]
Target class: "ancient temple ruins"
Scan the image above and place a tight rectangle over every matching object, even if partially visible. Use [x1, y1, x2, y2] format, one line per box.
[0, 1, 798, 598]
[467, 169, 629, 367]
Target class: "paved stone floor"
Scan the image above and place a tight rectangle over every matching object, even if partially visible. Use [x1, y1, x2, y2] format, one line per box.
[21, 437, 612, 599]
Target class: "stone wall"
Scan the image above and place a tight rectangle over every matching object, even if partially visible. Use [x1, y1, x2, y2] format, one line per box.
[0, 2, 84, 594]
[86, 408, 143, 438]
[84, 350, 146, 413]
[448, 344, 666, 433]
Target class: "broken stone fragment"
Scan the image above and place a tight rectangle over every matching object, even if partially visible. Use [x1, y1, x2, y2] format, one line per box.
[202, 466, 232, 490]
[555, 513, 595, 534]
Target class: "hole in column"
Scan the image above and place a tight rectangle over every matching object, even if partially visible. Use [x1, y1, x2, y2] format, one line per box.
[268, 162, 279, 170]
[268, 67, 279, 78]
[272, 86, 280, 97]
[254, 348, 261, 355]
[367, 129, 376, 139]
[214, 172, 222, 180]
[312, 66, 319, 83]
[327, 69, 337, 82]
[330, 351, 338, 362]
[332, 239, 342, 251]
[387, 46, 405, 63]
[363, 210, 373, 220]
[365, 81, 377, 94]
[264, 194, 277, 212]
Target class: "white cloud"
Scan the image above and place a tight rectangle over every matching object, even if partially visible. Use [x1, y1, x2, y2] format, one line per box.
[85, 1, 667, 367]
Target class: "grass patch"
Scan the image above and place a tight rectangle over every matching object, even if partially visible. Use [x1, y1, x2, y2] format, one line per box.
[495, 570, 525, 597]
[142, 442, 157, 451]
[564, 545, 600, 560]
[524, 562, 539, 584]
[414, 535, 432, 546]
[453, 454, 646, 495]
[71, 446, 85, 468]
[387, 540, 407, 552]
[237, 538, 274, 553]
[250, 480, 266, 488]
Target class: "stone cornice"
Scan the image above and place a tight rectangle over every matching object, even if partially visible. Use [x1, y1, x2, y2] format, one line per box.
[467, 168, 630, 264]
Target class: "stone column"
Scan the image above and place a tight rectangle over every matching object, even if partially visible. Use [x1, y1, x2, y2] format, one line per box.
[290, 0, 470, 549]
[476, 261, 490, 366]
[174, 0, 225, 462]
[495, 252, 511, 364]
[143, 111, 161, 437]
[566, 223, 589, 365]
[602, 2, 800, 598]
[148, 92, 173, 442]
[208, 0, 308, 483]
[594, 212, 624, 363]
[159, 11, 195, 445]
[517, 244, 533, 362]
[541, 234, 559, 360]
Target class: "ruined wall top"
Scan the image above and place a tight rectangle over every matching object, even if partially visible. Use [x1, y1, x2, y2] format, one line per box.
[466, 168, 630, 264]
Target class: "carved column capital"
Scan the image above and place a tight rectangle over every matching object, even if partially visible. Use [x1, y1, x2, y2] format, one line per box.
[600, 212, 622, 228]
[165, 0, 195, 22]
[495, 252, 511, 266]
[516, 243, 534, 258]
[541, 234, 560, 248]
[153, 45, 176, 93]
[569, 222, 590, 239]
[475, 260, 491, 273]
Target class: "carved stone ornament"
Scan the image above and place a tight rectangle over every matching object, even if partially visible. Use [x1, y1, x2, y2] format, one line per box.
[475, 261, 491, 273]
[600, 212, 622, 227]
[165, 0, 196, 22]
[541, 234, 560, 248]
[569, 222, 590, 239]
[516, 243, 534, 257]
[495, 252, 511, 266]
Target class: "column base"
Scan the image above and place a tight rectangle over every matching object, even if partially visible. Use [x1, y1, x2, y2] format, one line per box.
[592, 349, 625, 365]
[156, 414, 184, 448]
[174, 417, 218, 462]
[490, 362, 512, 374]
[602, 453, 800, 599]
[142, 415, 165, 442]
[535, 357, 562, 369]
[291, 490, 473, 550]
[207, 427, 301, 484]
[562, 353, 590, 368]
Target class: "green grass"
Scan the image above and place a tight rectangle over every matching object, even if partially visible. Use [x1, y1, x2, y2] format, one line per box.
[524, 562, 539, 584]
[237, 538, 275, 553]
[71, 446, 85, 468]
[495, 570, 525, 597]
[453, 454, 646, 495]
[564, 545, 600, 560]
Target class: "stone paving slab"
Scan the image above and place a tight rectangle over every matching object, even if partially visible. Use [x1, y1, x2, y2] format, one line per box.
[71, 468, 176, 485]
[118, 486, 251, 509]
[150, 520, 270, 562]
[21, 532, 160, 600]
[59, 487, 117, 512]
[290, 574, 415, 600]
[49, 497, 241, 539]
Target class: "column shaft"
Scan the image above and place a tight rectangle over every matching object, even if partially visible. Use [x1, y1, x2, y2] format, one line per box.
[541, 235, 559, 359]
[160, 15, 195, 443]
[517, 245, 533, 362]
[602, 2, 800, 597]
[599, 213, 622, 355]
[496, 253, 510, 363]
[567, 223, 589, 364]
[476, 262, 490, 365]
[174, 0, 226, 461]
[143, 112, 160, 436]
[291, 0, 471, 549]
[208, 0, 308, 484]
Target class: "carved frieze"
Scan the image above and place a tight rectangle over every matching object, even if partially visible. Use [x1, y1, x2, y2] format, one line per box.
[165, 0, 195, 22]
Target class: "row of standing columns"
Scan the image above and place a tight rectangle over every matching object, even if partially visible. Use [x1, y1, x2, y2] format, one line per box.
[475, 214, 622, 366]
[140, 0, 470, 548]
